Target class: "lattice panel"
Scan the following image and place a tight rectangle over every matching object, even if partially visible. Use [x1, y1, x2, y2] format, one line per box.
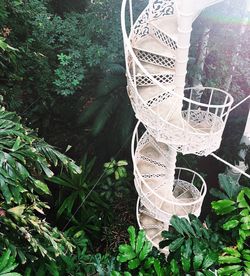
[136, 74, 174, 86]
[133, 7, 150, 41]
[136, 49, 175, 69]
[146, 90, 173, 108]
[142, 173, 166, 179]
[139, 155, 167, 169]
[151, 26, 177, 50]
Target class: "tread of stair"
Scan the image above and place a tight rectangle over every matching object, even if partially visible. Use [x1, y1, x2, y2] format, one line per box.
[134, 36, 175, 59]
[137, 85, 175, 102]
[134, 61, 175, 75]
[150, 16, 177, 40]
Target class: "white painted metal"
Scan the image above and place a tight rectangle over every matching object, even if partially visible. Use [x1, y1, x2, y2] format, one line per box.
[121, 0, 236, 253]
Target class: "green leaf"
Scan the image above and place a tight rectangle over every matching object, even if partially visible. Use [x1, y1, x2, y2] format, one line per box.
[202, 252, 217, 269]
[12, 136, 21, 151]
[218, 174, 240, 199]
[128, 226, 136, 250]
[139, 240, 152, 261]
[111, 272, 121, 276]
[195, 272, 205, 276]
[117, 160, 128, 166]
[161, 230, 178, 240]
[153, 259, 163, 276]
[240, 215, 250, 224]
[0, 250, 11, 271]
[136, 230, 145, 254]
[128, 258, 140, 270]
[117, 245, 136, 262]
[34, 180, 51, 195]
[219, 256, 241, 264]
[181, 255, 191, 273]
[223, 247, 241, 258]
[217, 265, 241, 275]
[57, 192, 78, 217]
[169, 237, 185, 252]
[193, 254, 204, 270]
[144, 256, 155, 269]
[237, 190, 250, 209]
[211, 199, 236, 215]
[223, 220, 239, 230]
[170, 216, 185, 235]
[170, 259, 180, 275]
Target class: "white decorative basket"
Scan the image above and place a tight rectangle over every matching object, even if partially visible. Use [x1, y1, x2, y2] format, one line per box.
[128, 83, 233, 155]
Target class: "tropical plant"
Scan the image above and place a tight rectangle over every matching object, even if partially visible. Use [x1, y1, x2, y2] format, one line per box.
[159, 215, 222, 275]
[212, 187, 250, 275]
[0, 249, 21, 276]
[48, 155, 130, 239]
[0, 105, 81, 266]
[112, 226, 167, 275]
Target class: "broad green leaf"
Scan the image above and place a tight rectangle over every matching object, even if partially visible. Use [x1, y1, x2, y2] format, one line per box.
[183, 239, 192, 259]
[237, 190, 250, 209]
[136, 230, 145, 254]
[217, 265, 241, 275]
[212, 200, 236, 215]
[239, 229, 250, 240]
[0, 250, 11, 271]
[170, 216, 185, 235]
[161, 230, 178, 240]
[144, 256, 155, 269]
[242, 253, 250, 262]
[170, 259, 180, 275]
[240, 215, 250, 224]
[240, 209, 249, 216]
[128, 226, 136, 250]
[241, 223, 250, 231]
[0, 177, 12, 204]
[193, 254, 203, 270]
[153, 259, 163, 276]
[34, 180, 51, 195]
[181, 218, 196, 237]
[12, 136, 21, 151]
[223, 247, 241, 258]
[219, 256, 241, 264]
[223, 220, 239, 230]
[189, 214, 204, 238]
[218, 174, 240, 199]
[139, 240, 152, 261]
[128, 258, 140, 270]
[169, 237, 185, 252]
[117, 160, 128, 166]
[181, 255, 191, 273]
[202, 252, 217, 269]
[117, 245, 136, 262]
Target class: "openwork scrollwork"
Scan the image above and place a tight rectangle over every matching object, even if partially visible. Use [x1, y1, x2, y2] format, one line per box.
[151, 0, 175, 18]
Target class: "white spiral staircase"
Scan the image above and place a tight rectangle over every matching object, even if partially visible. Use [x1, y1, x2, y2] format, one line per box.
[121, 0, 234, 252]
